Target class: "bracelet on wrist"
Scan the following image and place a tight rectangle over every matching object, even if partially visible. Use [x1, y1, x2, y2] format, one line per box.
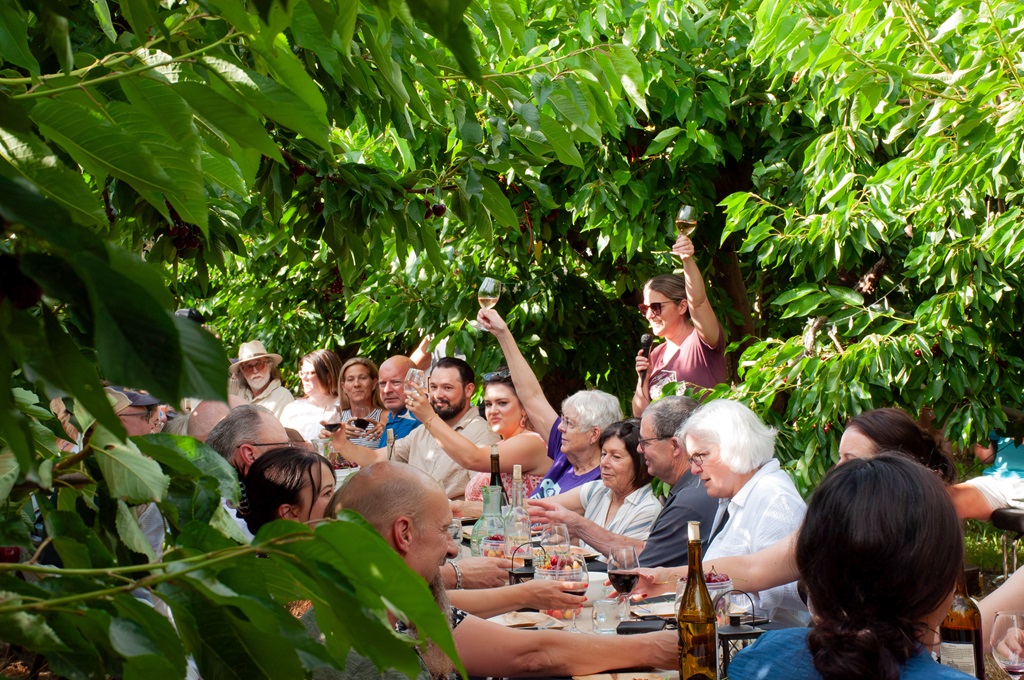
[450, 560, 463, 589]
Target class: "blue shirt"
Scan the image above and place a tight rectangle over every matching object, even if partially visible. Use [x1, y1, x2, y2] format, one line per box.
[983, 434, 1024, 480]
[530, 418, 601, 498]
[729, 628, 973, 680]
[376, 409, 420, 449]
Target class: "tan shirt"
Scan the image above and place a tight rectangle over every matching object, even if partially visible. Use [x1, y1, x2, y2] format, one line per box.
[393, 408, 500, 500]
[240, 379, 294, 420]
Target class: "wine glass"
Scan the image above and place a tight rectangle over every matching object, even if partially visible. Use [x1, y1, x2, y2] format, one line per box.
[607, 546, 640, 605]
[991, 611, 1024, 678]
[478, 277, 502, 310]
[320, 405, 342, 435]
[539, 524, 571, 561]
[561, 559, 588, 632]
[405, 368, 427, 395]
[676, 205, 697, 236]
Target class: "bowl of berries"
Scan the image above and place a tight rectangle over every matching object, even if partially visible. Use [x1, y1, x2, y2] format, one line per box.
[535, 554, 587, 621]
[481, 534, 506, 559]
[675, 568, 733, 617]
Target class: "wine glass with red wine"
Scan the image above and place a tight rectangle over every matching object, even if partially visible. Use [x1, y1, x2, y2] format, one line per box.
[320, 405, 342, 435]
[607, 546, 640, 605]
[992, 612, 1024, 679]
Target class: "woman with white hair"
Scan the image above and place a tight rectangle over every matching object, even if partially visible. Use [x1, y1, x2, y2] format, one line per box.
[477, 308, 623, 498]
[679, 398, 808, 626]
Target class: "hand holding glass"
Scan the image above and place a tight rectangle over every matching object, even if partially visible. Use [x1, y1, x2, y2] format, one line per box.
[992, 612, 1024, 678]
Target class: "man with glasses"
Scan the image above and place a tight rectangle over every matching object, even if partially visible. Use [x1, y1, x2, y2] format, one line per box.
[228, 340, 294, 419]
[529, 395, 717, 568]
[207, 404, 294, 540]
[106, 386, 163, 436]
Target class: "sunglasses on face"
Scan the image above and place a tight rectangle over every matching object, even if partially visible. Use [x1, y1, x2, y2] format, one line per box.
[637, 300, 679, 316]
[241, 359, 269, 372]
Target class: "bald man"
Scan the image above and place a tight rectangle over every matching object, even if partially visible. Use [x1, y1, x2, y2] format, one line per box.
[187, 395, 249, 442]
[306, 462, 677, 679]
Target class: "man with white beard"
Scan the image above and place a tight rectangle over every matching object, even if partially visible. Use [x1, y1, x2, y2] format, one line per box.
[228, 340, 294, 419]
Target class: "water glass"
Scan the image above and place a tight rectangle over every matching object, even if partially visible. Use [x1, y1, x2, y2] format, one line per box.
[592, 598, 623, 634]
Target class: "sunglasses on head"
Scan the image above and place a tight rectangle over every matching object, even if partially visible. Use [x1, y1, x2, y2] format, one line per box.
[483, 369, 512, 382]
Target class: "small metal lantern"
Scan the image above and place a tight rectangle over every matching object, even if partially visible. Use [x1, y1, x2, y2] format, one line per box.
[508, 541, 535, 585]
[715, 590, 766, 676]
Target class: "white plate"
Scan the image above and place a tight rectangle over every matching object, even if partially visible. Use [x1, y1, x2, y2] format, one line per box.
[487, 611, 564, 629]
[631, 601, 676, 618]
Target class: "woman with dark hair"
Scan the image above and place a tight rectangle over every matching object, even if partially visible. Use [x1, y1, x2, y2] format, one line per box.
[280, 349, 343, 442]
[840, 407, 956, 483]
[528, 419, 662, 557]
[407, 368, 551, 517]
[634, 406, 961, 598]
[728, 454, 971, 679]
[632, 231, 728, 416]
[242, 447, 336, 536]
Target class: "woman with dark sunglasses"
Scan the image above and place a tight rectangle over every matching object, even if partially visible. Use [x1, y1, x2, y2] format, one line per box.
[632, 232, 728, 417]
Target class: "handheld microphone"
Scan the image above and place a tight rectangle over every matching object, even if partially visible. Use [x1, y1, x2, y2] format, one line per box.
[639, 334, 654, 384]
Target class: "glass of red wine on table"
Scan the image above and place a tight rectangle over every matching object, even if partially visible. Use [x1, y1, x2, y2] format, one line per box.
[607, 546, 640, 605]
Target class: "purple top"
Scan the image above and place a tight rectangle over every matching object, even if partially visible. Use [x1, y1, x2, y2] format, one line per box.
[530, 418, 602, 498]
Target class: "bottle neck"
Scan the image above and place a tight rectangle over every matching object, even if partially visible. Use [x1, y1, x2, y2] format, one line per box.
[687, 539, 705, 582]
[481, 486, 503, 515]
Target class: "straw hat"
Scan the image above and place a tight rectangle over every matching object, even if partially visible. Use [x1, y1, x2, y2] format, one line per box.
[229, 340, 283, 375]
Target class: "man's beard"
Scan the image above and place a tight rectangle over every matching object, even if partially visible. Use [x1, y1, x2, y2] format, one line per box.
[430, 394, 465, 421]
[409, 572, 456, 679]
[246, 371, 271, 393]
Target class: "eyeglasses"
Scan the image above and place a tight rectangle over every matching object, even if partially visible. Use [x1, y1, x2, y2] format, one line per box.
[637, 436, 667, 452]
[561, 415, 580, 430]
[687, 451, 709, 467]
[483, 369, 512, 381]
[241, 359, 269, 372]
[246, 441, 297, 449]
[637, 300, 680, 316]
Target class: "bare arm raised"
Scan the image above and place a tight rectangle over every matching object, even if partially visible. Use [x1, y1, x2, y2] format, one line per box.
[477, 309, 558, 441]
[405, 387, 551, 476]
[673, 233, 721, 349]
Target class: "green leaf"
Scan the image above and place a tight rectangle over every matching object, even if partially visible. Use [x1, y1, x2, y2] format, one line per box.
[91, 429, 171, 503]
[90, 0, 117, 42]
[771, 284, 820, 306]
[404, 0, 481, 82]
[251, 33, 328, 117]
[480, 176, 518, 229]
[607, 44, 648, 117]
[645, 127, 681, 156]
[31, 99, 178, 197]
[41, 8, 71, 75]
[0, 611, 67, 652]
[116, 500, 157, 560]
[76, 251, 183, 403]
[827, 286, 865, 307]
[200, 56, 331, 151]
[120, 0, 163, 39]
[173, 82, 283, 163]
[111, 594, 187, 676]
[0, 127, 106, 226]
[39, 307, 125, 437]
[0, 2, 40, 76]
[539, 113, 584, 168]
[136, 434, 239, 505]
[0, 451, 19, 502]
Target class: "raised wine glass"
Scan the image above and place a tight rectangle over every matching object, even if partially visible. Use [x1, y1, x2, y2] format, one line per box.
[320, 405, 342, 435]
[991, 611, 1024, 679]
[478, 277, 502, 310]
[676, 205, 697, 236]
[405, 368, 427, 395]
[607, 546, 640, 605]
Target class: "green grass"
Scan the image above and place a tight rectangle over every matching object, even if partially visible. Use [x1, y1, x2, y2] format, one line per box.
[965, 519, 1008, 573]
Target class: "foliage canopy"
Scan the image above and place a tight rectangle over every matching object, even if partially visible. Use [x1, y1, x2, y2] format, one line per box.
[1, 0, 1023, 673]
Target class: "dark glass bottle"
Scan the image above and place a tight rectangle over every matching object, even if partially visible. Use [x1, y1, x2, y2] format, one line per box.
[939, 566, 984, 679]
